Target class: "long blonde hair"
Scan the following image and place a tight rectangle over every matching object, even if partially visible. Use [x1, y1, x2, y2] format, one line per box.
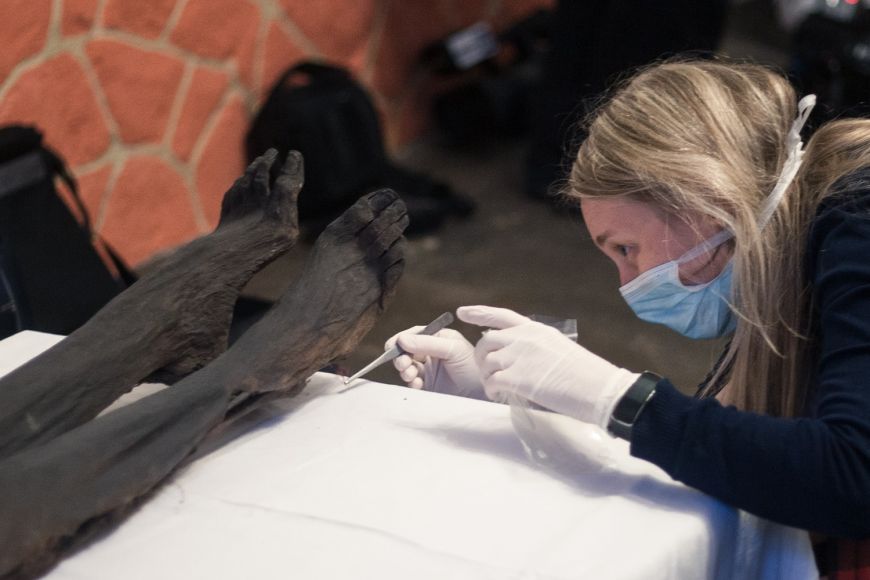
[569, 59, 870, 417]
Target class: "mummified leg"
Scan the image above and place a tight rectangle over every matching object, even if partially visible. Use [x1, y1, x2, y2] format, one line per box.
[0, 190, 407, 580]
[0, 150, 302, 460]
[215, 188, 407, 394]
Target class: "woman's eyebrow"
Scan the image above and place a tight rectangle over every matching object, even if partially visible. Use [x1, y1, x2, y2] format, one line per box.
[595, 231, 613, 246]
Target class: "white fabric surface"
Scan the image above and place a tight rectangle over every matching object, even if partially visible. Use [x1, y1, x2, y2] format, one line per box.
[0, 331, 817, 579]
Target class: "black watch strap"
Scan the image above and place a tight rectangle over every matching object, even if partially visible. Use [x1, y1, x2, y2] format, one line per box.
[608, 371, 662, 440]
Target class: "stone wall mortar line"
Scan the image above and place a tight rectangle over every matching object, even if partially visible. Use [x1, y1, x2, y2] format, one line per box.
[229, 69, 256, 114]
[90, 141, 187, 231]
[160, 60, 203, 232]
[249, 2, 271, 98]
[87, 30, 257, 112]
[93, 156, 123, 232]
[0, 51, 53, 105]
[73, 158, 113, 230]
[73, 160, 114, 228]
[89, 30, 219, 67]
[0, 0, 84, 104]
[185, 87, 241, 228]
[188, 87, 237, 169]
[70, 46, 122, 143]
[76, 145, 185, 184]
[99, 142, 176, 161]
[255, 0, 288, 84]
[84, 29, 258, 110]
[94, 0, 109, 29]
[73, 151, 120, 176]
[55, 31, 93, 53]
[70, 28, 251, 96]
[104, 142, 194, 178]
[159, 0, 190, 42]
[151, 142, 209, 233]
[258, 0, 280, 20]
[163, 62, 196, 151]
[47, 0, 65, 50]
[273, 12, 321, 56]
[144, 106, 212, 233]
[67, 43, 126, 231]
[181, 167, 209, 233]
[2, 0, 546, 263]
[360, 0, 389, 85]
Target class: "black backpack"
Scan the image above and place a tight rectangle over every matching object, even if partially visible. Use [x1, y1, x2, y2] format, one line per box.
[246, 61, 475, 236]
[0, 126, 134, 339]
[247, 62, 387, 222]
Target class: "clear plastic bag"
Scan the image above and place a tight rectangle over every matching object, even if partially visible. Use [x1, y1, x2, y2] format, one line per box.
[508, 315, 619, 476]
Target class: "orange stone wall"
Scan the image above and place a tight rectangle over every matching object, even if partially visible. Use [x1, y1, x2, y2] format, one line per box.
[0, 0, 552, 266]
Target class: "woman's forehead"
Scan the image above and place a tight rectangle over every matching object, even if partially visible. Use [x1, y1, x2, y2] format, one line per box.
[581, 197, 664, 232]
[581, 197, 718, 251]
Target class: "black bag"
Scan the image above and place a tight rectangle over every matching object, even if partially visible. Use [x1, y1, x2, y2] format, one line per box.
[0, 125, 134, 339]
[246, 61, 475, 236]
[247, 62, 388, 222]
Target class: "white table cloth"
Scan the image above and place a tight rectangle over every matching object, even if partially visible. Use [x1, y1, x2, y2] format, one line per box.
[0, 331, 817, 579]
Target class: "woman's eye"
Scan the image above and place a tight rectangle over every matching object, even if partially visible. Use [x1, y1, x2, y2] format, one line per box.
[615, 245, 630, 257]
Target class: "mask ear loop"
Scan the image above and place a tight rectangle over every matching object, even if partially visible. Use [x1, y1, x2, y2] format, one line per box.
[677, 94, 816, 267]
[757, 94, 816, 228]
[693, 95, 817, 338]
[675, 229, 734, 266]
[679, 96, 817, 287]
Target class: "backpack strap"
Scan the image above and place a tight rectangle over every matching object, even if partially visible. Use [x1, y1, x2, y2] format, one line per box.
[0, 125, 134, 336]
[41, 145, 137, 286]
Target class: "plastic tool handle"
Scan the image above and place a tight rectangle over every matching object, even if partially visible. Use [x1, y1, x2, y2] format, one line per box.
[380, 311, 455, 361]
[343, 311, 455, 384]
[416, 311, 455, 342]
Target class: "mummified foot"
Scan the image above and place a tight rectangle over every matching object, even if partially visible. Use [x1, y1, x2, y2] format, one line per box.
[136, 148, 303, 380]
[0, 189, 407, 580]
[0, 150, 302, 459]
[209, 187, 408, 395]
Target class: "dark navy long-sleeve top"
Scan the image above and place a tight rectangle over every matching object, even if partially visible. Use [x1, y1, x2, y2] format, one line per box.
[631, 173, 870, 538]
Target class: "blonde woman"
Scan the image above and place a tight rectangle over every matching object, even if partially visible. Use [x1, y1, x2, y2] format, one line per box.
[390, 60, 870, 568]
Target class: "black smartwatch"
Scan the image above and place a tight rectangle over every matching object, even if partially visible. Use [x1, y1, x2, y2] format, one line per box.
[607, 371, 662, 440]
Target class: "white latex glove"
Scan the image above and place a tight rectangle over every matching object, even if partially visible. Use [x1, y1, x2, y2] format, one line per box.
[457, 305, 640, 429]
[385, 326, 487, 399]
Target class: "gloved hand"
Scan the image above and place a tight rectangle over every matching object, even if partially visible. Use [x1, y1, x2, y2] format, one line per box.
[385, 326, 487, 399]
[457, 305, 640, 429]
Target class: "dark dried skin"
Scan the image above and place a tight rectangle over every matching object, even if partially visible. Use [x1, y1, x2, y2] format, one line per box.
[221, 188, 408, 395]
[0, 149, 302, 460]
[0, 188, 407, 580]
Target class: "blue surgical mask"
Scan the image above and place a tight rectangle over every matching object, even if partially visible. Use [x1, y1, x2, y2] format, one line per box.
[619, 230, 736, 339]
[618, 94, 817, 339]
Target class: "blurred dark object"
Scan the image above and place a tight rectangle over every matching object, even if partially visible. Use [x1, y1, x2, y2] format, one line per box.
[247, 63, 385, 223]
[0, 125, 133, 339]
[427, 10, 554, 143]
[420, 21, 501, 74]
[246, 62, 474, 239]
[792, 3, 870, 120]
[525, 0, 728, 201]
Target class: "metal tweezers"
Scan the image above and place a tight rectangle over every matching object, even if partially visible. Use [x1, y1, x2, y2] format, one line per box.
[343, 311, 455, 384]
